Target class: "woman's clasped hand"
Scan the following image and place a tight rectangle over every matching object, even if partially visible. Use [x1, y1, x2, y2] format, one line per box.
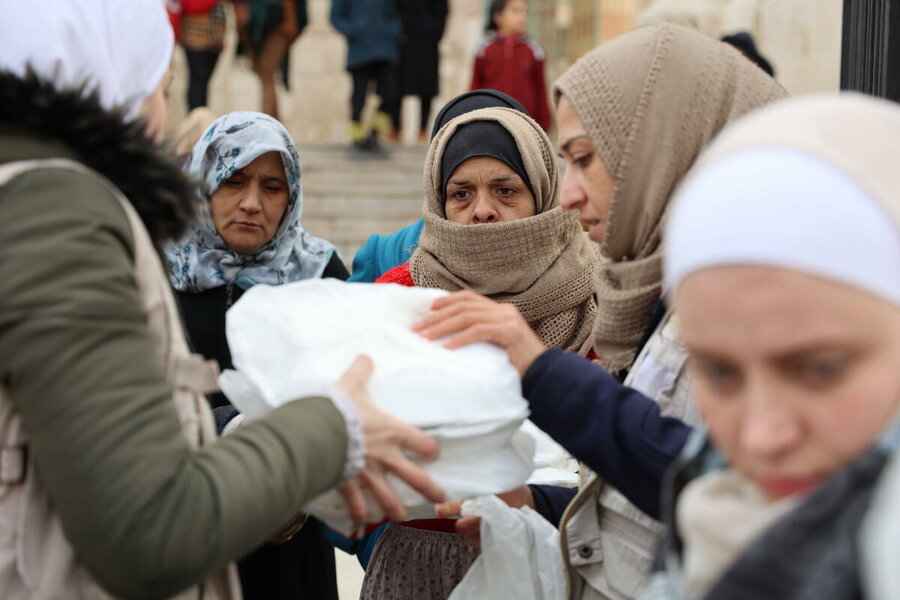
[433, 485, 535, 549]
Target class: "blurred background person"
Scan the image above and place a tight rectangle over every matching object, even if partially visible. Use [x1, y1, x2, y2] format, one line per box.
[721, 30, 776, 78]
[470, 0, 551, 132]
[386, 0, 449, 143]
[167, 0, 227, 111]
[330, 0, 401, 158]
[235, 0, 307, 119]
[167, 110, 347, 599]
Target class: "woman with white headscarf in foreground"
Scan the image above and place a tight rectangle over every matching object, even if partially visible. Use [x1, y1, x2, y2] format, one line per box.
[0, 1, 443, 599]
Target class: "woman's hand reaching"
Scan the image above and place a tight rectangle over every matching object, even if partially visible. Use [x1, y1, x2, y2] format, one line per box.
[413, 290, 548, 376]
[336, 355, 447, 526]
[433, 486, 536, 549]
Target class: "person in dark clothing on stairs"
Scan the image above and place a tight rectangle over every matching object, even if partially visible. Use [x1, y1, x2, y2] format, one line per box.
[166, 111, 348, 600]
[330, 0, 402, 158]
[386, 0, 448, 141]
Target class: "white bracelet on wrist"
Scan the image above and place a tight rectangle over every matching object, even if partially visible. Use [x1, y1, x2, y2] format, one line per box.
[323, 385, 365, 479]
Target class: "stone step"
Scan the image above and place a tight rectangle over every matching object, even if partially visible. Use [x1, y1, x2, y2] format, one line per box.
[304, 202, 422, 218]
[304, 163, 424, 176]
[303, 177, 422, 190]
[299, 143, 429, 269]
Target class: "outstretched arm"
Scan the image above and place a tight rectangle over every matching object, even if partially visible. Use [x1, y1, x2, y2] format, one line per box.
[524, 348, 690, 518]
[417, 290, 691, 518]
[0, 168, 443, 599]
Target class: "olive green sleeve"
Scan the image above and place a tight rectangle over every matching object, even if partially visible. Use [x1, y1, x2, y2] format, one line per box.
[0, 168, 348, 600]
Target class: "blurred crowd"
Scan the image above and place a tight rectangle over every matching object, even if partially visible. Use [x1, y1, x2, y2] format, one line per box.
[166, 0, 555, 157]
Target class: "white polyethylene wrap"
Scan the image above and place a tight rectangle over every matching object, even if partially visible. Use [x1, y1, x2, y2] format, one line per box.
[220, 279, 548, 532]
[862, 446, 900, 600]
[448, 495, 566, 600]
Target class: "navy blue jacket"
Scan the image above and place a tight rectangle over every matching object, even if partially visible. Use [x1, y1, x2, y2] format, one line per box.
[524, 348, 692, 521]
[330, 0, 402, 70]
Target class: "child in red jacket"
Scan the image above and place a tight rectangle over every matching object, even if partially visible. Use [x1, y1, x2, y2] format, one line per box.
[469, 0, 551, 131]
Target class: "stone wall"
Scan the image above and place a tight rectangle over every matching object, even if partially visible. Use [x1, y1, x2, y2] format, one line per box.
[639, 0, 843, 95]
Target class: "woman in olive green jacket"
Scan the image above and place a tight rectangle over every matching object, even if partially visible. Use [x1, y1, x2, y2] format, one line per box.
[0, 2, 442, 599]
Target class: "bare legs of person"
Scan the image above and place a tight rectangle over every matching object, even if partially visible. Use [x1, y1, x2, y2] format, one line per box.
[251, 0, 299, 120]
[252, 31, 292, 120]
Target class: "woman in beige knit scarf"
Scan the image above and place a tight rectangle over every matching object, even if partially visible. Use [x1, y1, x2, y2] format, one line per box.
[362, 106, 598, 599]
[426, 23, 786, 599]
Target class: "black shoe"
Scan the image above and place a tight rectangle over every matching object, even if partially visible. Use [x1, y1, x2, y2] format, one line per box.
[348, 139, 370, 160]
[364, 132, 391, 159]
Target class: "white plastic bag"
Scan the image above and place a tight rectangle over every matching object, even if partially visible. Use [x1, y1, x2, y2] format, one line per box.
[448, 495, 566, 600]
[861, 448, 900, 600]
[523, 420, 580, 487]
[220, 279, 537, 532]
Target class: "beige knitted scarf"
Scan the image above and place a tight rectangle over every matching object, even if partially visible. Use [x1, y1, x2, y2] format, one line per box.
[553, 23, 787, 372]
[409, 107, 599, 353]
[677, 469, 799, 597]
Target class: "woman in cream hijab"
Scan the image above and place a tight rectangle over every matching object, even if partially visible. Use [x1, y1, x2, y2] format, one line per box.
[428, 23, 785, 598]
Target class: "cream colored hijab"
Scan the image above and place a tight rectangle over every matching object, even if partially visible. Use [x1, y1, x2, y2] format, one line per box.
[553, 22, 787, 372]
[410, 107, 599, 353]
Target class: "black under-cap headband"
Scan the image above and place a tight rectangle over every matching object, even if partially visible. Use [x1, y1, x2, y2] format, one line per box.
[431, 89, 529, 139]
[440, 120, 533, 203]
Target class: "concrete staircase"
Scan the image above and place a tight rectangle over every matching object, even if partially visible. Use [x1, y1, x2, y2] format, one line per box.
[300, 143, 427, 271]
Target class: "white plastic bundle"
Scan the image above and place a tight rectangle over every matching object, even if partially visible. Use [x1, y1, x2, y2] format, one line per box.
[220, 279, 550, 533]
[448, 495, 566, 600]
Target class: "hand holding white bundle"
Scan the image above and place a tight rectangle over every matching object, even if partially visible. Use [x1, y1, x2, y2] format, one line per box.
[333, 354, 446, 524]
[220, 279, 537, 532]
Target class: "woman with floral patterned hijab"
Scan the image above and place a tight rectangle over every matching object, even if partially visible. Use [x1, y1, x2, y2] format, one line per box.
[166, 111, 348, 600]
[167, 111, 345, 298]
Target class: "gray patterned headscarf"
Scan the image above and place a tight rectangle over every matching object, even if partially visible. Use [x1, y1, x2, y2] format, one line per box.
[166, 111, 336, 293]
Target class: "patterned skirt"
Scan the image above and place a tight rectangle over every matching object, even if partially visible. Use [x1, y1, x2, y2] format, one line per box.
[360, 524, 480, 600]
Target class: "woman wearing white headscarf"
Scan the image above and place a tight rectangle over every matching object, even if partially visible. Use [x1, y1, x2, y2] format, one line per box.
[643, 93, 900, 599]
[0, 1, 443, 599]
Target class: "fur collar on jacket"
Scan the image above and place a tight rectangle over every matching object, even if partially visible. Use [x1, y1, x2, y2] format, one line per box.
[0, 70, 195, 242]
